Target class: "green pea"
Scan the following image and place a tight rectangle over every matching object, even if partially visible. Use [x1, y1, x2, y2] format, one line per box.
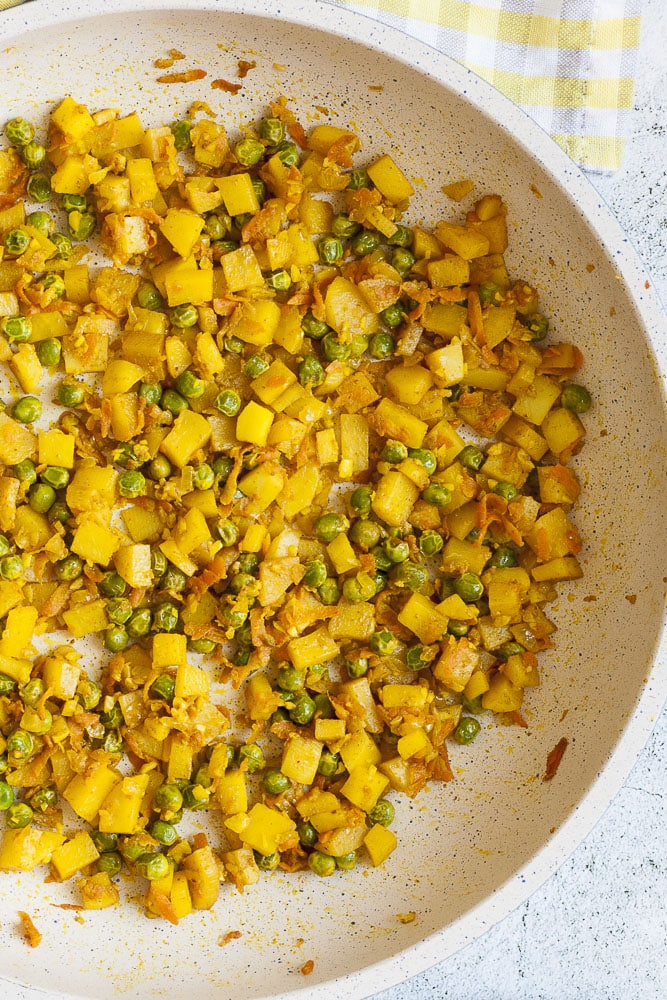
[94, 851, 121, 877]
[136, 851, 170, 881]
[213, 241, 239, 260]
[346, 656, 369, 679]
[235, 136, 265, 166]
[454, 572, 484, 602]
[127, 607, 152, 638]
[41, 465, 70, 490]
[243, 354, 270, 378]
[369, 629, 398, 656]
[67, 209, 95, 239]
[391, 561, 429, 592]
[0, 534, 9, 557]
[391, 248, 416, 277]
[153, 602, 179, 633]
[36, 338, 62, 367]
[60, 194, 87, 213]
[58, 381, 85, 407]
[371, 544, 393, 572]
[204, 213, 228, 241]
[222, 335, 244, 354]
[447, 619, 469, 637]
[103, 625, 128, 653]
[1, 553, 27, 578]
[368, 799, 395, 827]
[297, 820, 318, 848]
[159, 565, 187, 593]
[14, 459, 37, 485]
[349, 518, 382, 551]
[490, 545, 517, 568]
[321, 331, 351, 362]
[5, 117, 34, 146]
[422, 483, 451, 507]
[212, 456, 234, 487]
[408, 448, 437, 474]
[335, 851, 357, 870]
[308, 851, 336, 877]
[405, 644, 434, 671]
[150, 673, 175, 702]
[496, 641, 525, 661]
[170, 304, 198, 328]
[276, 141, 299, 167]
[13, 395, 41, 423]
[148, 454, 172, 481]
[418, 529, 444, 557]
[92, 831, 119, 854]
[453, 716, 482, 745]
[379, 303, 404, 328]
[28, 483, 56, 513]
[0, 780, 13, 811]
[351, 230, 380, 256]
[27, 172, 51, 203]
[214, 388, 241, 416]
[171, 118, 192, 150]
[259, 117, 285, 145]
[348, 168, 372, 190]
[7, 729, 34, 761]
[161, 389, 189, 416]
[21, 139, 46, 170]
[150, 820, 179, 847]
[118, 470, 146, 498]
[458, 445, 484, 472]
[349, 485, 373, 515]
[136, 281, 164, 310]
[239, 743, 265, 773]
[27, 210, 54, 236]
[21, 679, 45, 707]
[312, 691, 334, 717]
[342, 575, 375, 603]
[191, 463, 214, 491]
[54, 554, 83, 582]
[561, 384, 592, 413]
[318, 235, 344, 265]
[296, 560, 324, 593]
[301, 313, 330, 340]
[252, 178, 267, 204]
[106, 598, 132, 626]
[318, 577, 340, 605]
[314, 511, 349, 542]
[381, 439, 409, 464]
[298, 355, 325, 387]
[524, 313, 549, 341]
[212, 521, 237, 551]
[387, 225, 412, 248]
[4, 229, 30, 257]
[176, 370, 205, 399]
[266, 268, 291, 291]
[262, 769, 291, 795]
[154, 783, 184, 815]
[77, 678, 101, 710]
[2, 315, 32, 342]
[51, 232, 73, 259]
[493, 481, 518, 502]
[313, 748, 338, 778]
[7, 802, 33, 829]
[0, 674, 16, 696]
[31, 787, 57, 812]
[369, 331, 394, 359]
[383, 537, 409, 563]
[331, 214, 361, 239]
[99, 702, 123, 729]
[98, 572, 126, 598]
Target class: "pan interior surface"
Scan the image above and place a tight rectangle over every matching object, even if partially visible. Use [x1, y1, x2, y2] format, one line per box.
[0, 4, 664, 999]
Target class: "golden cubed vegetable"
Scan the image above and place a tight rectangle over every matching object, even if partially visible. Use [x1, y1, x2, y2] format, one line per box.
[167, 736, 193, 783]
[434, 221, 490, 260]
[101, 359, 144, 396]
[182, 843, 221, 910]
[251, 359, 296, 405]
[63, 764, 121, 824]
[79, 872, 119, 910]
[174, 661, 210, 701]
[215, 172, 260, 216]
[173, 508, 211, 554]
[483, 305, 516, 349]
[482, 673, 523, 713]
[433, 636, 480, 692]
[427, 254, 470, 287]
[315, 718, 347, 744]
[221, 244, 263, 292]
[160, 409, 211, 467]
[501, 413, 549, 462]
[63, 314, 116, 373]
[51, 96, 95, 142]
[425, 341, 465, 387]
[122, 504, 164, 543]
[328, 599, 376, 641]
[316, 427, 339, 465]
[12, 506, 51, 552]
[527, 506, 581, 561]
[339, 730, 382, 772]
[381, 684, 429, 710]
[341, 764, 389, 813]
[42, 654, 80, 700]
[327, 533, 360, 575]
[0, 654, 31, 686]
[502, 652, 540, 689]
[98, 773, 150, 835]
[397, 728, 432, 760]
[421, 302, 468, 338]
[531, 555, 583, 582]
[66, 465, 118, 512]
[437, 593, 479, 621]
[159, 208, 205, 258]
[216, 770, 248, 815]
[0, 412, 36, 464]
[71, 518, 120, 566]
[11, 343, 42, 394]
[238, 463, 284, 514]
[338, 412, 369, 477]
[51, 153, 100, 195]
[367, 154, 414, 203]
[325, 276, 380, 338]
[335, 677, 384, 733]
[441, 537, 491, 577]
[227, 803, 297, 858]
[0, 827, 66, 872]
[287, 626, 339, 671]
[372, 469, 419, 528]
[51, 831, 99, 881]
[246, 672, 283, 722]
[223, 847, 260, 891]
[152, 632, 188, 670]
[464, 670, 491, 701]
[385, 364, 434, 405]
[278, 465, 320, 519]
[540, 407, 586, 458]
[236, 400, 275, 447]
[486, 566, 531, 620]
[38, 429, 75, 469]
[114, 543, 153, 589]
[126, 157, 158, 204]
[230, 298, 281, 347]
[373, 398, 427, 449]
[0, 606, 38, 659]
[512, 374, 561, 425]
[397, 593, 449, 644]
[281, 733, 323, 785]
[63, 263, 90, 304]
[364, 823, 397, 866]
[62, 599, 110, 638]
[537, 464, 581, 505]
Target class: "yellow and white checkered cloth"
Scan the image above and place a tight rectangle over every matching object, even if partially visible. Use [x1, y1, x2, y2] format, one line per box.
[0, 0, 641, 171]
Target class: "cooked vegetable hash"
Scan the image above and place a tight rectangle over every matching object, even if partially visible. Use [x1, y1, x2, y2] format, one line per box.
[0, 97, 589, 921]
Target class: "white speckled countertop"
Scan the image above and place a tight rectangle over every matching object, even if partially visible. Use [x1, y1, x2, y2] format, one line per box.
[376, 2, 667, 997]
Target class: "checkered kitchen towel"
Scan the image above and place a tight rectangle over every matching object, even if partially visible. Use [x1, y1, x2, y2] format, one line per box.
[1, 0, 642, 171]
[327, 0, 642, 171]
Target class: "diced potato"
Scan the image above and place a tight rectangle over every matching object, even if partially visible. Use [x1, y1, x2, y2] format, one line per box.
[160, 410, 212, 467]
[385, 364, 434, 405]
[341, 764, 389, 812]
[325, 276, 380, 338]
[0, 412, 36, 464]
[364, 824, 397, 866]
[62, 599, 110, 638]
[281, 734, 323, 785]
[367, 154, 414, 203]
[38, 429, 75, 469]
[98, 773, 150, 835]
[71, 518, 120, 566]
[63, 764, 121, 824]
[0, 827, 65, 872]
[372, 470, 419, 528]
[221, 244, 263, 292]
[434, 221, 490, 260]
[51, 831, 99, 881]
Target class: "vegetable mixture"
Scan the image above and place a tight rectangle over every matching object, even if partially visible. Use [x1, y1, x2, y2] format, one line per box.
[0, 96, 589, 923]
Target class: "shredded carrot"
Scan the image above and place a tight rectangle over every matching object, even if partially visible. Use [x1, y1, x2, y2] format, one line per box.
[543, 737, 568, 780]
[18, 911, 42, 948]
[211, 78, 242, 94]
[157, 69, 207, 84]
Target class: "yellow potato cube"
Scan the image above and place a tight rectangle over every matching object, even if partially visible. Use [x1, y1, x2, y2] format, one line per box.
[42, 654, 80, 700]
[367, 154, 414, 203]
[113, 543, 153, 588]
[287, 626, 339, 671]
[397, 728, 432, 760]
[325, 276, 380, 338]
[236, 400, 274, 446]
[174, 661, 210, 700]
[434, 221, 490, 260]
[62, 599, 109, 638]
[512, 374, 561, 425]
[160, 409, 212, 467]
[38, 429, 75, 469]
[373, 397, 427, 449]
[0, 827, 65, 872]
[51, 831, 99, 881]
[327, 533, 360, 575]
[339, 730, 382, 772]
[0, 606, 38, 658]
[71, 518, 120, 566]
[216, 770, 248, 815]
[281, 733, 323, 785]
[79, 872, 119, 910]
[238, 463, 284, 514]
[364, 823, 397, 866]
[215, 172, 260, 216]
[385, 364, 434, 405]
[227, 802, 297, 857]
[98, 773, 150, 835]
[381, 684, 429, 710]
[101, 359, 144, 396]
[126, 157, 158, 204]
[11, 343, 42, 394]
[482, 674, 523, 713]
[339, 412, 370, 477]
[66, 465, 118, 513]
[427, 253, 470, 287]
[152, 632, 188, 670]
[397, 592, 449, 644]
[63, 763, 121, 824]
[425, 341, 465, 387]
[341, 764, 389, 812]
[0, 412, 36, 465]
[159, 208, 204, 258]
[251, 359, 297, 405]
[372, 469, 419, 527]
[221, 244, 263, 292]
[230, 298, 281, 346]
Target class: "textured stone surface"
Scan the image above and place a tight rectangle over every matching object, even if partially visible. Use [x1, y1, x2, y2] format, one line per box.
[376, 1, 667, 997]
